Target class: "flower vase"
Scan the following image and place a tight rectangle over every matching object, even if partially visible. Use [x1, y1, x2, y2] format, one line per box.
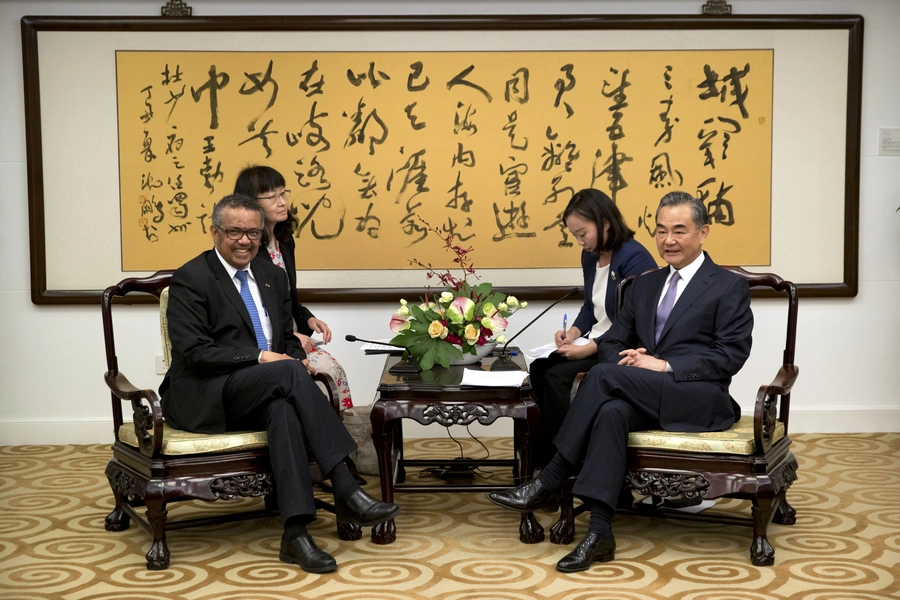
[448, 342, 496, 366]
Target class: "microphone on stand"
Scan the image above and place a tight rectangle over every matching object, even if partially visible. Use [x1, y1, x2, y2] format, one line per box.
[345, 334, 421, 374]
[490, 287, 581, 371]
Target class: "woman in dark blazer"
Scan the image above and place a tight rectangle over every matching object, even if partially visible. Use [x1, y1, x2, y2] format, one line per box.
[529, 188, 657, 469]
[234, 165, 354, 408]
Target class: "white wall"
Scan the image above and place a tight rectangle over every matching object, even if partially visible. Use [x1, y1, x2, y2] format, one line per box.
[1, 0, 898, 445]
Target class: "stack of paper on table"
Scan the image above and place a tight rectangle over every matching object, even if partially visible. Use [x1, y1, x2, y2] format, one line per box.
[521, 337, 592, 364]
[460, 368, 529, 387]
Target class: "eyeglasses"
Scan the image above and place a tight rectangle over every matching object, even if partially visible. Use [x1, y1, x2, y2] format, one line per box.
[257, 189, 291, 201]
[216, 227, 263, 240]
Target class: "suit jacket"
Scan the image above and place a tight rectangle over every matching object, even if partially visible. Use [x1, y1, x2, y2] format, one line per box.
[257, 234, 316, 336]
[571, 238, 658, 336]
[159, 250, 306, 434]
[595, 252, 752, 431]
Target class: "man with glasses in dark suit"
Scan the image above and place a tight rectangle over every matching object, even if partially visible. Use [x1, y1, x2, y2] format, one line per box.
[160, 194, 399, 573]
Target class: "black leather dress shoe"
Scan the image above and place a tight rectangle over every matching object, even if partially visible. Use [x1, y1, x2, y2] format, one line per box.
[488, 478, 560, 512]
[556, 530, 616, 572]
[335, 489, 400, 527]
[279, 534, 337, 573]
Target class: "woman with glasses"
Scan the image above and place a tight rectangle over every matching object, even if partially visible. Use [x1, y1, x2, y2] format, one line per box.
[234, 165, 353, 409]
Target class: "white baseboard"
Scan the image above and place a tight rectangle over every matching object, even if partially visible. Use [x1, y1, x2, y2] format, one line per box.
[0, 420, 116, 446]
[1, 408, 898, 446]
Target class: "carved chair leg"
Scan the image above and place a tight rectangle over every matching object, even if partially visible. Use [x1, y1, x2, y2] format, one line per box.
[337, 520, 363, 541]
[371, 518, 397, 545]
[749, 494, 776, 566]
[144, 495, 171, 570]
[519, 511, 544, 544]
[104, 486, 132, 532]
[772, 488, 797, 526]
[550, 485, 576, 545]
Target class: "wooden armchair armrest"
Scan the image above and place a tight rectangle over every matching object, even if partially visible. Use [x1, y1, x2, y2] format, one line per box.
[104, 370, 164, 457]
[760, 365, 799, 397]
[570, 372, 588, 404]
[753, 365, 798, 454]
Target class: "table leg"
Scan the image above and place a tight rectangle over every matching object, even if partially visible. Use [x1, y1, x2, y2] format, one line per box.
[370, 403, 397, 544]
[514, 415, 545, 544]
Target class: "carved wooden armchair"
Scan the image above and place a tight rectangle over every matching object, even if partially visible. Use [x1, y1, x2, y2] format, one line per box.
[551, 268, 799, 566]
[101, 271, 361, 570]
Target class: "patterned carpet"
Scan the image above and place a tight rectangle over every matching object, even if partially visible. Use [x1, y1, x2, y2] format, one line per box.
[1, 433, 898, 599]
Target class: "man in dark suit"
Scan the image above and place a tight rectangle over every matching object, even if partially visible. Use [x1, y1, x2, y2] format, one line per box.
[160, 194, 399, 573]
[490, 191, 752, 572]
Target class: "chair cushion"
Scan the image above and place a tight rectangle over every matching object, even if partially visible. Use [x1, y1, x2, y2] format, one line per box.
[628, 415, 785, 455]
[118, 422, 267, 455]
[160, 287, 172, 370]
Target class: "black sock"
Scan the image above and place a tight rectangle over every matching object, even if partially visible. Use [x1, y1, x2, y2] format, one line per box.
[327, 461, 360, 503]
[536, 453, 573, 491]
[588, 499, 614, 538]
[283, 515, 311, 541]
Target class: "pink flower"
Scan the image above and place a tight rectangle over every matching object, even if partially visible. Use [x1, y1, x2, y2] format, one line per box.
[390, 311, 410, 332]
[488, 310, 508, 332]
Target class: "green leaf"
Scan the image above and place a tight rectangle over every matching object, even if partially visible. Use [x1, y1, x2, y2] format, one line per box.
[420, 341, 438, 370]
[487, 291, 506, 306]
[434, 341, 451, 369]
[408, 303, 430, 323]
[473, 282, 492, 299]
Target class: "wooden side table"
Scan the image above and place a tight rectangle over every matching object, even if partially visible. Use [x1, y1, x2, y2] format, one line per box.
[368, 351, 544, 545]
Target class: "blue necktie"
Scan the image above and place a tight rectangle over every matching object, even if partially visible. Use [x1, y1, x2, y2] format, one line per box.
[235, 270, 269, 351]
[655, 271, 681, 343]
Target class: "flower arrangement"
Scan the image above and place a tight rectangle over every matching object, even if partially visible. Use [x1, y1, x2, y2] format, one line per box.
[389, 222, 527, 370]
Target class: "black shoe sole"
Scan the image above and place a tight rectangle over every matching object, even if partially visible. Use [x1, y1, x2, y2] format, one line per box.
[279, 551, 338, 573]
[336, 504, 401, 527]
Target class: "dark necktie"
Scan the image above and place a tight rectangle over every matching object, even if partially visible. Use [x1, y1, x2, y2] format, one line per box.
[655, 271, 681, 343]
[235, 270, 268, 351]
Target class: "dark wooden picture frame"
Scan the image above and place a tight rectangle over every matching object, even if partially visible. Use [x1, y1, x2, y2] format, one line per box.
[21, 14, 863, 304]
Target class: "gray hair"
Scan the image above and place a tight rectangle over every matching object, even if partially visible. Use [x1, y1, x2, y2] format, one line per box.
[211, 194, 265, 229]
[655, 191, 708, 229]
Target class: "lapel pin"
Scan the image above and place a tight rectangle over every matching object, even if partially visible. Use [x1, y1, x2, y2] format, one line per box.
[611, 270, 617, 281]
[265, 283, 271, 288]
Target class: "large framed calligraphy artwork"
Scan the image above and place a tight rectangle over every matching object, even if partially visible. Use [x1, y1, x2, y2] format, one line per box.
[22, 15, 862, 304]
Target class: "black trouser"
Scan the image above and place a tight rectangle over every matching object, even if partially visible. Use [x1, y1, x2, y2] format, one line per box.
[222, 360, 356, 522]
[554, 362, 665, 509]
[528, 352, 599, 469]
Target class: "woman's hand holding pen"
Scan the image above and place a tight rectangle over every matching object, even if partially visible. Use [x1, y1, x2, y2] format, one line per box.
[554, 325, 581, 348]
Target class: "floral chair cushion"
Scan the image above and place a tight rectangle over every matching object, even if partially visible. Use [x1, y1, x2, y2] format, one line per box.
[118, 422, 268, 455]
[628, 415, 785, 455]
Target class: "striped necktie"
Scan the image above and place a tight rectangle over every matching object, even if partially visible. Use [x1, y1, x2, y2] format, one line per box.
[235, 270, 268, 351]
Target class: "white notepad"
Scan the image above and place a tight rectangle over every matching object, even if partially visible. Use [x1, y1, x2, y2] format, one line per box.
[460, 368, 529, 387]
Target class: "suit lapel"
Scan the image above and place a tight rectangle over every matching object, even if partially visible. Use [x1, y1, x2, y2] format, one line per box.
[206, 251, 255, 333]
[657, 253, 717, 344]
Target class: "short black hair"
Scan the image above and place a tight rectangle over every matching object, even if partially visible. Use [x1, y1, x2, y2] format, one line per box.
[233, 165, 298, 245]
[211, 194, 265, 229]
[562, 188, 635, 254]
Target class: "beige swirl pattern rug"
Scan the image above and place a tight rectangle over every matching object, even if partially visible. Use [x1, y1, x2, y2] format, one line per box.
[1, 433, 898, 599]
